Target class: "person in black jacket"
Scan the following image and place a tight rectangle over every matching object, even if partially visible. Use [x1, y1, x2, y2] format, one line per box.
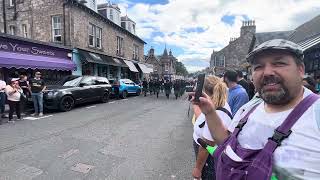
[164, 80, 172, 99]
[142, 78, 148, 97]
[154, 79, 161, 98]
[236, 70, 254, 99]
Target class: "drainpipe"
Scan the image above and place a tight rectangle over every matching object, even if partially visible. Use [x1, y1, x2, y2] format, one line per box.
[2, 0, 7, 33]
[63, 2, 67, 46]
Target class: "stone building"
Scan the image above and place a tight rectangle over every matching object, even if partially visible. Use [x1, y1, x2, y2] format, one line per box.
[0, 0, 147, 81]
[210, 21, 256, 76]
[145, 47, 177, 80]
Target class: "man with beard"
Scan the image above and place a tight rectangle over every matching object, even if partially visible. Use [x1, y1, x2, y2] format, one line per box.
[190, 39, 320, 180]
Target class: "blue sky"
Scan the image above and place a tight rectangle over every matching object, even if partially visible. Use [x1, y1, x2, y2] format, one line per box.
[98, 0, 320, 72]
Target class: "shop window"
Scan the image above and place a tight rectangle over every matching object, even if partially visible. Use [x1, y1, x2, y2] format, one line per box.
[52, 16, 62, 42]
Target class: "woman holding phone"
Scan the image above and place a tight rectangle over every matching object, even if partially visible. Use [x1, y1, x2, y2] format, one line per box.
[5, 78, 23, 123]
[192, 76, 233, 180]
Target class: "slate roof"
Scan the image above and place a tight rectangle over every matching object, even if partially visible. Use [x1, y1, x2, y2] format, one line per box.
[289, 14, 320, 43]
[298, 33, 320, 51]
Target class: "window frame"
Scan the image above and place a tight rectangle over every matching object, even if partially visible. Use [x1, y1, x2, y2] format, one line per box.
[132, 24, 136, 34]
[133, 44, 139, 60]
[22, 24, 28, 38]
[214, 55, 225, 67]
[9, 0, 14, 7]
[95, 26, 102, 49]
[116, 36, 124, 56]
[9, 25, 16, 35]
[88, 23, 95, 47]
[52, 16, 62, 43]
[110, 9, 114, 21]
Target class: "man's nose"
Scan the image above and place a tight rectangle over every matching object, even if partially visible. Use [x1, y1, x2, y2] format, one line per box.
[262, 64, 276, 76]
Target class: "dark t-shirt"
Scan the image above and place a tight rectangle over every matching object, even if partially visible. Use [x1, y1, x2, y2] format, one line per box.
[29, 78, 45, 93]
[19, 80, 29, 95]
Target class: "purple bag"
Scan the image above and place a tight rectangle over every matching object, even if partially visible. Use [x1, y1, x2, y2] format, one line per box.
[214, 94, 319, 180]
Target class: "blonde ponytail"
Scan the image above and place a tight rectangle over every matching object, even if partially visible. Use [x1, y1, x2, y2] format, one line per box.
[204, 76, 228, 108]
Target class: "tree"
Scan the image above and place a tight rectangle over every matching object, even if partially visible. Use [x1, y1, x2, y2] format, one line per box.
[175, 61, 188, 76]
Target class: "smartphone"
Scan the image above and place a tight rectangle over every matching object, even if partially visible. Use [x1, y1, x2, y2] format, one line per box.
[194, 74, 205, 102]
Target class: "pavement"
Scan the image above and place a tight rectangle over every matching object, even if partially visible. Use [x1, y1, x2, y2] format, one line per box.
[0, 93, 194, 180]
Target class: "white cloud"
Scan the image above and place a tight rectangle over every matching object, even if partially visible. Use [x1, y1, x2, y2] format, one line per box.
[116, 0, 320, 72]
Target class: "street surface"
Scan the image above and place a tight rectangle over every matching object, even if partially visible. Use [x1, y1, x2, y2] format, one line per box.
[0, 94, 194, 180]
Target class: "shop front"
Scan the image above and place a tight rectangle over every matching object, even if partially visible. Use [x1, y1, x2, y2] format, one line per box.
[73, 49, 145, 82]
[0, 34, 75, 84]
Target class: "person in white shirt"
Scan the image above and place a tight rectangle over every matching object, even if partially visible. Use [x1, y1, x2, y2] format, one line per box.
[190, 39, 320, 179]
[5, 78, 22, 123]
[192, 75, 233, 180]
[0, 75, 6, 121]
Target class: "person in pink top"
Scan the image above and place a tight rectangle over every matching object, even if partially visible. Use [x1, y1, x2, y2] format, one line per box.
[5, 78, 22, 123]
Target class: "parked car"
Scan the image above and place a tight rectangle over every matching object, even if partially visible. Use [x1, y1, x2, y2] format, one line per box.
[109, 79, 142, 98]
[43, 76, 112, 111]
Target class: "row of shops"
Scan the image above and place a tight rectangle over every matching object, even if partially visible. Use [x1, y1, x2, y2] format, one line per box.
[0, 34, 153, 84]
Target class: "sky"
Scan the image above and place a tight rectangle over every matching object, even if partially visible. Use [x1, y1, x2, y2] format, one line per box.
[97, 0, 320, 72]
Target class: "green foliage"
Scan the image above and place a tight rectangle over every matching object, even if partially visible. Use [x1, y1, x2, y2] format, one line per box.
[175, 61, 188, 76]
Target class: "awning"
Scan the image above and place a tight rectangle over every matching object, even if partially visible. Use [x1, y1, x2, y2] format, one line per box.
[78, 50, 117, 66]
[123, 60, 139, 72]
[0, 51, 75, 70]
[112, 58, 128, 67]
[137, 63, 150, 74]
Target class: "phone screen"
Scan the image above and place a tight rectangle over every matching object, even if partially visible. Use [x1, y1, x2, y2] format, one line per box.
[194, 74, 205, 102]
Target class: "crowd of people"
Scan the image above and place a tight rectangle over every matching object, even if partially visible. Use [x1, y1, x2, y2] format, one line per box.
[190, 39, 320, 180]
[0, 71, 46, 124]
[141, 78, 188, 99]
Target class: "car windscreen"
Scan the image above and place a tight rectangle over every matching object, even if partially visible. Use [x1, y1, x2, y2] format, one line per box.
[63, 77, 83, 86]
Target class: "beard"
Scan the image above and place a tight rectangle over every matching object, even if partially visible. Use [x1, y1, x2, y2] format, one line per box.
[257, 76, 292, 105]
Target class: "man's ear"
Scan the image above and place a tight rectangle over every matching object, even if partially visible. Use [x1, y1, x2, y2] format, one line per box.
[298, 63, 305, 79]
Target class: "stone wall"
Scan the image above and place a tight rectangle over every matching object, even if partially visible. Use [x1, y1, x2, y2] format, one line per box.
[0, 0, 144, 61]
[210, 22, 255, 75]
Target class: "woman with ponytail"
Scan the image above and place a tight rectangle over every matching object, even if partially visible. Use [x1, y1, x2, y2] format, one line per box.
[192, 75, 233, 180]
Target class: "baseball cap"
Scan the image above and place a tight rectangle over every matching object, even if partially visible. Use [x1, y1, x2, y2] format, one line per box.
[246, 39, 304, 63]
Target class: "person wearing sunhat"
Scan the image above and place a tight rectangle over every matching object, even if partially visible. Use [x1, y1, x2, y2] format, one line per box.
[29, 71, 46, 117]
[190, 39, 320, 180]
[5, 78, 23, 123]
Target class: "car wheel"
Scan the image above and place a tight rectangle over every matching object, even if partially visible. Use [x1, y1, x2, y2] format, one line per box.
[121, 91, 128, 99]
[136, 89, 141, 96]
[101, 93, 109, 103]
[59, 96, 75, 112]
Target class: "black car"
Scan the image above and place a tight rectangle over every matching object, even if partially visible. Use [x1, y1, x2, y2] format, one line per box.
[44, 76, 112, 111]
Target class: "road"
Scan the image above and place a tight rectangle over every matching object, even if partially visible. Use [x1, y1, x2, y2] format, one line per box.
[0, 94, 194, 180]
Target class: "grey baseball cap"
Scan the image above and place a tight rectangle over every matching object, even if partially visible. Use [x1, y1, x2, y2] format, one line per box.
[246, 39, 304, 63]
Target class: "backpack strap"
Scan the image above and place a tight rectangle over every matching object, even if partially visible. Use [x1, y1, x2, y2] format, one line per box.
[198, 107, 233, 128]
[216, 107, 233, 119]
[267, 93, 320, 151]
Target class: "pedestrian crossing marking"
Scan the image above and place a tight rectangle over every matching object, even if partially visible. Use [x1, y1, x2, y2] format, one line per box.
[85, 105, 96, 109]
[24, 115, 53, 121]
[109, 101, 115, 104]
